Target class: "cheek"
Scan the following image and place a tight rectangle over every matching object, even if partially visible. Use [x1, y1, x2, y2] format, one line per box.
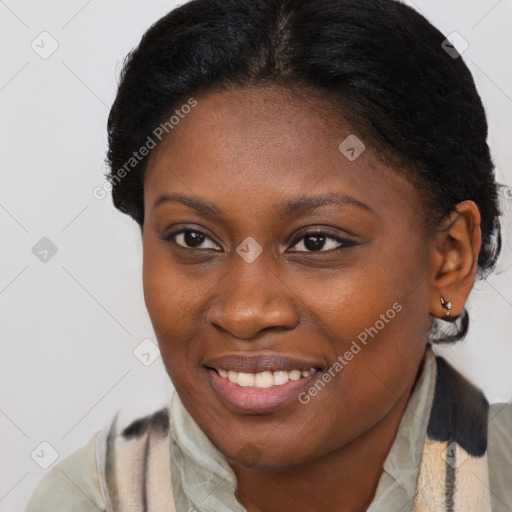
[141, 238, 218, 381]
[142, 251, 177, 333]
[286, 310, 424, 465]
[142, 239, 193, 372]
[298, 241, 429, 434]
[142, 238, 201, 332]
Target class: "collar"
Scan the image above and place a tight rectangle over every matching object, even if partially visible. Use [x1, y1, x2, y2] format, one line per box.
[368, 344, 437, 511]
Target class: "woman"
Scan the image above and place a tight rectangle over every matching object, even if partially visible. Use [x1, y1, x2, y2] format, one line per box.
[27, 0, 511, 510]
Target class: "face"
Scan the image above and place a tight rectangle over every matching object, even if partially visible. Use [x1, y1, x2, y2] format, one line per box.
[142, 87, 433, 468]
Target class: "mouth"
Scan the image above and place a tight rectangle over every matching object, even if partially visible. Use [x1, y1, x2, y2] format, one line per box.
[209, 366, 319, 388]
[203, 353, 324, 414]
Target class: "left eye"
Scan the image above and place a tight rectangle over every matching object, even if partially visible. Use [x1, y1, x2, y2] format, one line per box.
[288, 232, 350, 253]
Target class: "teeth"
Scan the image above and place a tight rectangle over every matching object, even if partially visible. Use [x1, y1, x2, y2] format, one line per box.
[289, 370, 301, 381]
[273, 371, 289, 385]
[216, 367, 317, 388]
[237, 372, 255, 387]
[255, 371, 274, 388]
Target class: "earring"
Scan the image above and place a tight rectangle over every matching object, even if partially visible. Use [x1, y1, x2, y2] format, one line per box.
[440, 296, 453, 317]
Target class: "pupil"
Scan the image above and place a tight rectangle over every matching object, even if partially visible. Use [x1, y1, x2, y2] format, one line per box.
[185, 231, 204, 247]
[304, 234, 325, 251]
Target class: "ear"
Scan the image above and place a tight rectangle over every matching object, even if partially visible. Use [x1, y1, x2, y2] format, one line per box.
[429, 200, 481, 320]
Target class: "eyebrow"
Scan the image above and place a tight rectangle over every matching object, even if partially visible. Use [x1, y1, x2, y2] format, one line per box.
[152, 192, 375, 216]
[281, 192, 375, 216]
[152, 193, 221, 216]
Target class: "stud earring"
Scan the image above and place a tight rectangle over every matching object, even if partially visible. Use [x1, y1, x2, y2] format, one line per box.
[440, 296, 453, 317]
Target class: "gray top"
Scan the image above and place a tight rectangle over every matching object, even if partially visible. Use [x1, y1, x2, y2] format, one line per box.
[26, 344, 512, 511]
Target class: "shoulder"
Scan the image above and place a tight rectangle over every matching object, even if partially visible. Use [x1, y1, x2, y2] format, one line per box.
[102, 406, 173, 511]
[487, 401, 512, 508]
[428, 354, 489, 456]
[429, 355, 512, 457]
[489, 400, 512, 436]
[488, 400, 512, 464]
[26, 431, 106, 512]
[118, 406, 170, 439]
[416, 355, 512, 511]
[26, 406, 172, 512]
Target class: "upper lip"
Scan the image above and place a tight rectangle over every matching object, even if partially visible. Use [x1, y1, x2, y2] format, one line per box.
[203, 353, 324, 373]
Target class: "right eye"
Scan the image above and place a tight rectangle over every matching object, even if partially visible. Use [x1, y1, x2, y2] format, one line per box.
[161, 229, 221, 250]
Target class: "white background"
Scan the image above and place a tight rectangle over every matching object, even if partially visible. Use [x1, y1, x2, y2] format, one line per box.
[1, 1, 511, 510]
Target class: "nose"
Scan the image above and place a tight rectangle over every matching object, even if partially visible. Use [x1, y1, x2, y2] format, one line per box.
[206, 255, 300, 340]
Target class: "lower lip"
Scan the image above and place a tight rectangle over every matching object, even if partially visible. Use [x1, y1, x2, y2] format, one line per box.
[206, 368, 320, 414]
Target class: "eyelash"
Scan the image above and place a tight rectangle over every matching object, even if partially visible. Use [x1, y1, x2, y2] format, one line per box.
[160, 227, 356, 253]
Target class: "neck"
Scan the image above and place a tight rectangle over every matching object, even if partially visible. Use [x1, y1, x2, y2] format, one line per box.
[230, 385, 414, 512]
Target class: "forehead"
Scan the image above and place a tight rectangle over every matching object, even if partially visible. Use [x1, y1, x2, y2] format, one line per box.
[148, 87, 356, 175]
[144, 87, 422, 223]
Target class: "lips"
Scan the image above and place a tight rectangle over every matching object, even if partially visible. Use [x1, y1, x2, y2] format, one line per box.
[203, 353, 324, 373]
[204, 352, 325, 414]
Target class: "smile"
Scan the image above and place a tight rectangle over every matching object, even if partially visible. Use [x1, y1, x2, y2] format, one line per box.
[214, 368, 319, 388]
[203, 352, 325, 413]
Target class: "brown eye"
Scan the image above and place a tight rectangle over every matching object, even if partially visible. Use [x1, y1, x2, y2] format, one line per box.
[183, 231, 205, 247]
[289, 232, 355, 253]
[163, 229, 220, 250]
[303, 234, 328, 251]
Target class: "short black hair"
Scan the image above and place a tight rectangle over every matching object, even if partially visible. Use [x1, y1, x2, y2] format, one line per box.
[106, 0, 502, 342]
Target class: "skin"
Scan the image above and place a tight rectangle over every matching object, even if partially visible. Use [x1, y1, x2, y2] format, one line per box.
[142, 86, 481, 512]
